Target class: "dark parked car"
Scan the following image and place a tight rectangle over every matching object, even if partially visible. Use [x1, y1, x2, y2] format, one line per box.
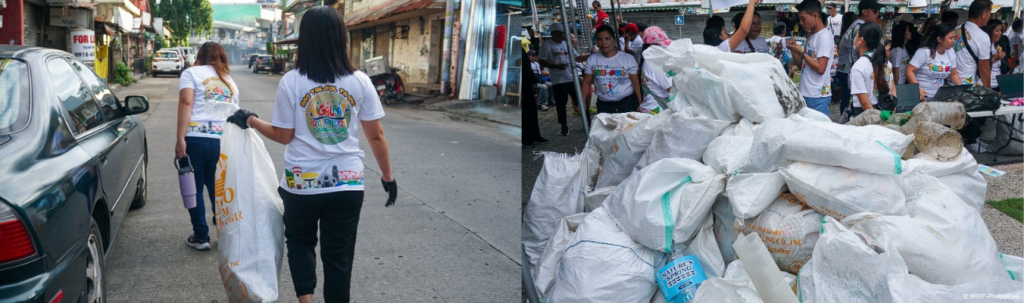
[251, 55, 273, 73]
[0, 46, 150, 303]
[248, 54, 259, 68]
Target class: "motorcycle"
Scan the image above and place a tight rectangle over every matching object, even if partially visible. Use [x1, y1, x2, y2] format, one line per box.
[369, 67, 405, 106]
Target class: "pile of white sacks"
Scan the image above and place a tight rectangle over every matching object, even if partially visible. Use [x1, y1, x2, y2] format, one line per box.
[522, 39, 1024, 303]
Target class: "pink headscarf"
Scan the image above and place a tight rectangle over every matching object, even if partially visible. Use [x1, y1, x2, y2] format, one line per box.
[643, 26, 672, 47]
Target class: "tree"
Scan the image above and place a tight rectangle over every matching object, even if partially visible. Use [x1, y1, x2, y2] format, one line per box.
[151, 0, 214, 47]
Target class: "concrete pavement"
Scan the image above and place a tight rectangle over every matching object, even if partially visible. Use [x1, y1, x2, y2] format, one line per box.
[104, 66, 521, 302]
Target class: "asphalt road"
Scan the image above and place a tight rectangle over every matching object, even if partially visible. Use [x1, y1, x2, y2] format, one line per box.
[104, 65, 521, 302]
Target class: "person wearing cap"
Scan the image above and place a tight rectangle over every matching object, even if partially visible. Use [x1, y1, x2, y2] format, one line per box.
[539, 22, 586, 136]
[836, 0, 881, 122]
[952, 0, 994, 88]
[827, 4, 843, 43]
[789, 0, 835, 116]
[619, 23, 644, 64]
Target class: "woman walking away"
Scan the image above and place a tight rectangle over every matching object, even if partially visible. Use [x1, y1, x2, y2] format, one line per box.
[226, 6, 397, 303]
[176, 42, 238, 251]
[847, 22, 894, 117]
[906, 23, 962, 101]
[580, 25, 643, 114]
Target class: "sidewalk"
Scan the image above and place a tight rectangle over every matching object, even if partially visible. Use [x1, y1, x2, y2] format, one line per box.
[415, 95, 522, 127]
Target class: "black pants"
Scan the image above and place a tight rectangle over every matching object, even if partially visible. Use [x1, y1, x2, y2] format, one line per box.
[279, 188, 364, 302]
[597, 94, 640, 114]
[552, 82, 580, 126]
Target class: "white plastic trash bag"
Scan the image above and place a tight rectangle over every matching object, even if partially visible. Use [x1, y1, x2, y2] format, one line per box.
[724, 172, 786, 219]
[740, 118, 909, 175]
[735, 193, 822, 274]
[635, 110, 732, 171]
[216, 123, 285, 303]
[902, 148, 987, 213]
[588, 113, 648, 164]
[690, 260, 797, 303]
[670, 216, 726, 279]
[545, 207, 663, 303]
[604, 158, 725, 253]
[533, 213, 587, 298]
[780, 161, 907, 221]
[842, 174, 1007, 285]
[583, 186, 615, 213]
[523, 149, 600, 271]
[703, 136, 753, 175]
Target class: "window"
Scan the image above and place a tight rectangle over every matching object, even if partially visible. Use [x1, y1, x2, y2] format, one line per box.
[0, 59, 31, 134]
[47, 57, 103, 134]
[158, 52, 178, 58]
[67, 58, 122, 121]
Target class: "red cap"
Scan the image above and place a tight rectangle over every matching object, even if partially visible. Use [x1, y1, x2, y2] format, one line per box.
[624, 23, 639, 34]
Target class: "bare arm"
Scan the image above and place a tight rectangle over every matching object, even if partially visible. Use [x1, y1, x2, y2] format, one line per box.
[361, 119, 394, 182]
[175, 89, 194, 159]
[246, 116, 295, 145]
[856, 93, 873, 110]
[978, 59, 991, 87]
[949, 67, 963, 85]
[728, 0, 760, 52]
[580, 74, 595, 102]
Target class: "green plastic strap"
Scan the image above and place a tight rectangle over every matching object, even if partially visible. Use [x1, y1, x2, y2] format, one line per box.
[661, 176, 693, 254]
[880, 110, 892, 122]
[1002, 253, 1017, 280]
[875, 140, 902, 174]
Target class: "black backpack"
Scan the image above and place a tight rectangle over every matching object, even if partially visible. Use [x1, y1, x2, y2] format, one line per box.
[938, 85, 1001, 112]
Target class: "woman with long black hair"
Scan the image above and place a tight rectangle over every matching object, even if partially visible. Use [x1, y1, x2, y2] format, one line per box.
[226, 6, 397, 303]
[890, 22, 912, 84]
[176, 41, 238, 251]
[907, 23, 963, 101]
[847, 22, 894, 116]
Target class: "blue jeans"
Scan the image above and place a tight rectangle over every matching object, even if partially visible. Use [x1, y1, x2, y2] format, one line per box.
[837, 72, 851, 114]
[181, 137, 220, 242]
[537, 83, 550, 106]
[805, 96, 831, 117]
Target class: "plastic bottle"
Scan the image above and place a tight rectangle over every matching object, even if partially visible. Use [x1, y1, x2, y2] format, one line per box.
[732, 232, 799, 303]
[176, 156, 197, 209]
[845, 109, 883, 126]
[913, 121, 963, 162]
[912, 102, 966, 130]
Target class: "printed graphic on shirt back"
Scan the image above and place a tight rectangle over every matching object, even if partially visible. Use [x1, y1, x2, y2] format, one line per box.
[188, 77, 234, 136]
[284, 165, 364, 190]
[301, 85, 356, 145]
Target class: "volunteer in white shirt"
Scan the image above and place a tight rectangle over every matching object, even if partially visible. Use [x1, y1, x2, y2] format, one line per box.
[890, 22, 912, 84]
[717, 0, 762, 53]
[640, 26, 674, 113]
[952, 0, 994, 87]
[175, 41, 239, 251]
[539, 22, 586, 136]
[836, 0, 881, 117]
[826, 4, 843, 42]
[722, 10, 770, 54]
[619, 23, 644, 64]
[226, 7, 396, 303]
[907, 23, 963, 100]
[848, 22, 895, 116]
[581, 24, 643, 114]
[985, 19, 1008, 88]
[788, 0, 835, 116]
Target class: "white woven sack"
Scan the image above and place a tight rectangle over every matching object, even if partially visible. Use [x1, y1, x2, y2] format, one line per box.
[780, 161, 907, 221]
[523, 149, 599, 272]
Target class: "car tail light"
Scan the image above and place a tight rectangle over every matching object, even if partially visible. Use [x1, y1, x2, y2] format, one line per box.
[49, 290, 63, 303]
[0, 202, 35, 263]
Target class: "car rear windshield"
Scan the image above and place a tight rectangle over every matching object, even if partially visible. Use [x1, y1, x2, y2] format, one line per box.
[0, 59, 30, 134]
[158, 52, 178, 58]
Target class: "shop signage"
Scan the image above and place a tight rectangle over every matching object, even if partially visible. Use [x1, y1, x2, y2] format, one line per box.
[71, 29, 96, 62]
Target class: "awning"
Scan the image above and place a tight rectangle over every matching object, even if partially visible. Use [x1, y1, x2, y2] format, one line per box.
[497, 0, 523, 6]
[344, 0, 436, 28]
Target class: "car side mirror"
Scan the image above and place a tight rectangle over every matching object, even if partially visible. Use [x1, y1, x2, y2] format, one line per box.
[123, 95, 150, 115]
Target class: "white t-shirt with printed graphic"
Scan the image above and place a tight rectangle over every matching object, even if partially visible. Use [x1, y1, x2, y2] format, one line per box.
[909, 47, 958, 99]
[953, 21, 992, 85]
[849, 54, 894, 108]
[718, 36, 771, 54]
[539, 40, 579, 85]
[799, 29, 835, 98]
[619, 36, 644, 63]
[827, 15, 843, 37]
[584, 51, 638, 102]
[890, 46, 910, 84]
[178, 65, 239, 139]
[271, 70, 386, 195]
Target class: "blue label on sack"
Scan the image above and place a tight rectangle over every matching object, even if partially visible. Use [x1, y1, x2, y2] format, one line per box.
[656, 255, 707, 303]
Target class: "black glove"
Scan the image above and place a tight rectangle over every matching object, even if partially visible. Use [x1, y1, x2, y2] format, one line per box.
[382, 178, 398, 207]
[227, 109, 258, 129]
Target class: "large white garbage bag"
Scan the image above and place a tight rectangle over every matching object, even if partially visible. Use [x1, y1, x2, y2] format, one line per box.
[842, 174, 1007, 285]
[533, 213, 587, 298]
[604, 158, 725, 253]
[703, 136, 754, 175]
[712, 195, 739, 265]
[523, 149, 600, 272]
[780, 161, 907, 221]
[902, 148, 987, 213]
[736, 193, 822, 274]
[588, 112, 648, 164]
[635, 110, 732, 171]
[668, 216, 726, 279]
[740, 118, 909, 175]
[583, 186, 615, 212]
[595, 113, 670, 189]
[546, 207, 663, 303]
[690, 260, 797, 303]
[216, 124, 285, 303]
[799, 216, 1023, 302]
[724, 172, 787, 219]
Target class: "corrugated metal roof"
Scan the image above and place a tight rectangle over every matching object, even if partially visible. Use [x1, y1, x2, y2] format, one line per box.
[344, 0, 437, 27]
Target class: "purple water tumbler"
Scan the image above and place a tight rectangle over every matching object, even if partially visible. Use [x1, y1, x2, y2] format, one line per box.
[176, 156, 197, 209]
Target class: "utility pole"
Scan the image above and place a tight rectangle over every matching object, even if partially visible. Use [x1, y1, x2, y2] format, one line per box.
[441, 0, 455, 95]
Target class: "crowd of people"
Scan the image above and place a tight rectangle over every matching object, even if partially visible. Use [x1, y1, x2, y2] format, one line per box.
[523, 0, 1024, 149]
